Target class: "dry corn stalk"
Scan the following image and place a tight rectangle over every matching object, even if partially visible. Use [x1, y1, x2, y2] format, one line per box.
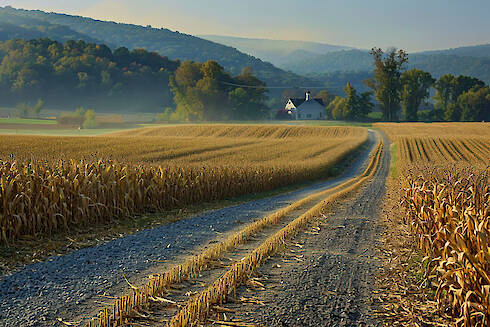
[402, 164, 489, 327]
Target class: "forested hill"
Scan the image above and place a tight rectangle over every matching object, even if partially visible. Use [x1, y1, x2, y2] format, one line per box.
[0, 38, 180, 112]
[417, 44, 490, 58]
[0, 6, 314, 88]
[199, 35, 351, 66]
[282, 49, 490, 84]
[0, 17, 101, 44]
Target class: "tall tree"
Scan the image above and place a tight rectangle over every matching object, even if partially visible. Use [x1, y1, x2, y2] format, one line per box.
[400, 69, 435, 121]
[328, 96, 345, 120]
[433, 73, 454, 113]
[358, 91, 375, 119]
[231, 67, 268, 119]
[366, 48, 408, 121]
[342, 82, 358, 120]
[452, 75, 485, 102]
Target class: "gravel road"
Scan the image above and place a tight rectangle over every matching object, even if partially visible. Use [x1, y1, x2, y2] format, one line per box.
[230, 132, 390, 327]
[0, 131, 377, 327]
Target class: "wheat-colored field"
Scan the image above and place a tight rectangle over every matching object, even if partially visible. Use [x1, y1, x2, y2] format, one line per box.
[0, 125, 368, 244]
[377, 122, 490, 326]
[376, 122, 490, 164]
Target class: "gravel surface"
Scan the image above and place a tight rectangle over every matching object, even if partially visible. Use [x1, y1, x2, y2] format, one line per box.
[231, 132, 390, 327]
[0, 131, 376, 327]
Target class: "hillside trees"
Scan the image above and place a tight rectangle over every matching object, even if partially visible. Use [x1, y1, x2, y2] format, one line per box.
[400, 69, 435, 121]
[0, 6, 314, 90]
[366, 48, 408, 121]
[170, 62, 268, 121]
[0, 38, 179, 112]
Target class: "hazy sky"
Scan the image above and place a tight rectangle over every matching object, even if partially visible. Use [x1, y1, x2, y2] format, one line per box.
[2, 0, 489, 52]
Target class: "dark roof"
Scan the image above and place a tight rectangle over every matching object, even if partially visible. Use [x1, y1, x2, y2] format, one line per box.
[289, 98, 305, 107]
[287, 98, 324, 107]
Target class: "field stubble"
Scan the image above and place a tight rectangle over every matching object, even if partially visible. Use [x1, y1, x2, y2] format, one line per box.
[376, 123, 490, 326]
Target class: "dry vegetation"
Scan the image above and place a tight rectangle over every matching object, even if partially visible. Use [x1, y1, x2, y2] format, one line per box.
[376, 123, 490, 326]
[83, 137, 384, 327]
[0, 125, 367, 244]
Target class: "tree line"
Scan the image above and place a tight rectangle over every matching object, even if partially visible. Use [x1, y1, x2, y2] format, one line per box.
[0, 38, 268, 120]
[0, 38, 178, 112]
[325, 48, 489, 122]
[0, 38, 487, 122]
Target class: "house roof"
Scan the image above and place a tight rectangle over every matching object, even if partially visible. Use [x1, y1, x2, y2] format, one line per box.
[289, 98, 305, 107]
[288, 98, 324, 107]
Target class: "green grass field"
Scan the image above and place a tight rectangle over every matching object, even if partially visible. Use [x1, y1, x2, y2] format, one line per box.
[0, 118, 57, 125]
[0, 128, 139, 136]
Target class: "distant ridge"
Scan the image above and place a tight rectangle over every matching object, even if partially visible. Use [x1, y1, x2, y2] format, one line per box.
[200, 34, 353, 66]
[0, 6, 315, 88]
[280, 49, 490, 84]
[415, 43, 490, 58]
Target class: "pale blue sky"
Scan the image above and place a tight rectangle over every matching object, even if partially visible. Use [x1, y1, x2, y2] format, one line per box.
[2, 0, 489, 52]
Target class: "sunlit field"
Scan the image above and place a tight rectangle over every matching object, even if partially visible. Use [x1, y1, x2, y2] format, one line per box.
[0, 125, 368, 244]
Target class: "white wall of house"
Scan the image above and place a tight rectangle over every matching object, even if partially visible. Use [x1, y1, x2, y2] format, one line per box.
[296, 100, 325, 120]
[285, 100, 297, 111]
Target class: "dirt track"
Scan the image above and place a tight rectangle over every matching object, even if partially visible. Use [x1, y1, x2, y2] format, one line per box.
[227, 133, 390, 326]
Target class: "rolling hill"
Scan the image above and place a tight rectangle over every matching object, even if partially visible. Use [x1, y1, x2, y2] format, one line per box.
[417, 43, 490, 58]
[0, 6, 314, 88]
[199, 35, 352, 66]
[281, 49, 490, 85]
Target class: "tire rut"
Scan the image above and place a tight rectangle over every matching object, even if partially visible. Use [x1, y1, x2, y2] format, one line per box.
[226, 133, 390, 327]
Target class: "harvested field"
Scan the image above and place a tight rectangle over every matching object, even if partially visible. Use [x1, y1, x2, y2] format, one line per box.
[0, 125, 367, 244]
[377, 122, 490, 326]
[376, 122, 490, 164]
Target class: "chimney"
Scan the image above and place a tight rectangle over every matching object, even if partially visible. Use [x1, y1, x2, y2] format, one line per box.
[305, 90, 311, 101]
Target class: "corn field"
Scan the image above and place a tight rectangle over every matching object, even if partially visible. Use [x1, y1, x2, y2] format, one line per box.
[0, 125, 367, 244]
[378, 123, 490, 326]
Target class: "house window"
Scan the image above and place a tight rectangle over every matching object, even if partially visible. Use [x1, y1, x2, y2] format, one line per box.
[298, 114, 301, 118]
[307, 114, 312, 118]
[320, 112, 323, 117]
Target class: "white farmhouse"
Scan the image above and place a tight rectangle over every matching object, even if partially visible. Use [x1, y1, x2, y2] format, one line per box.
[284, 91, 325, 120]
